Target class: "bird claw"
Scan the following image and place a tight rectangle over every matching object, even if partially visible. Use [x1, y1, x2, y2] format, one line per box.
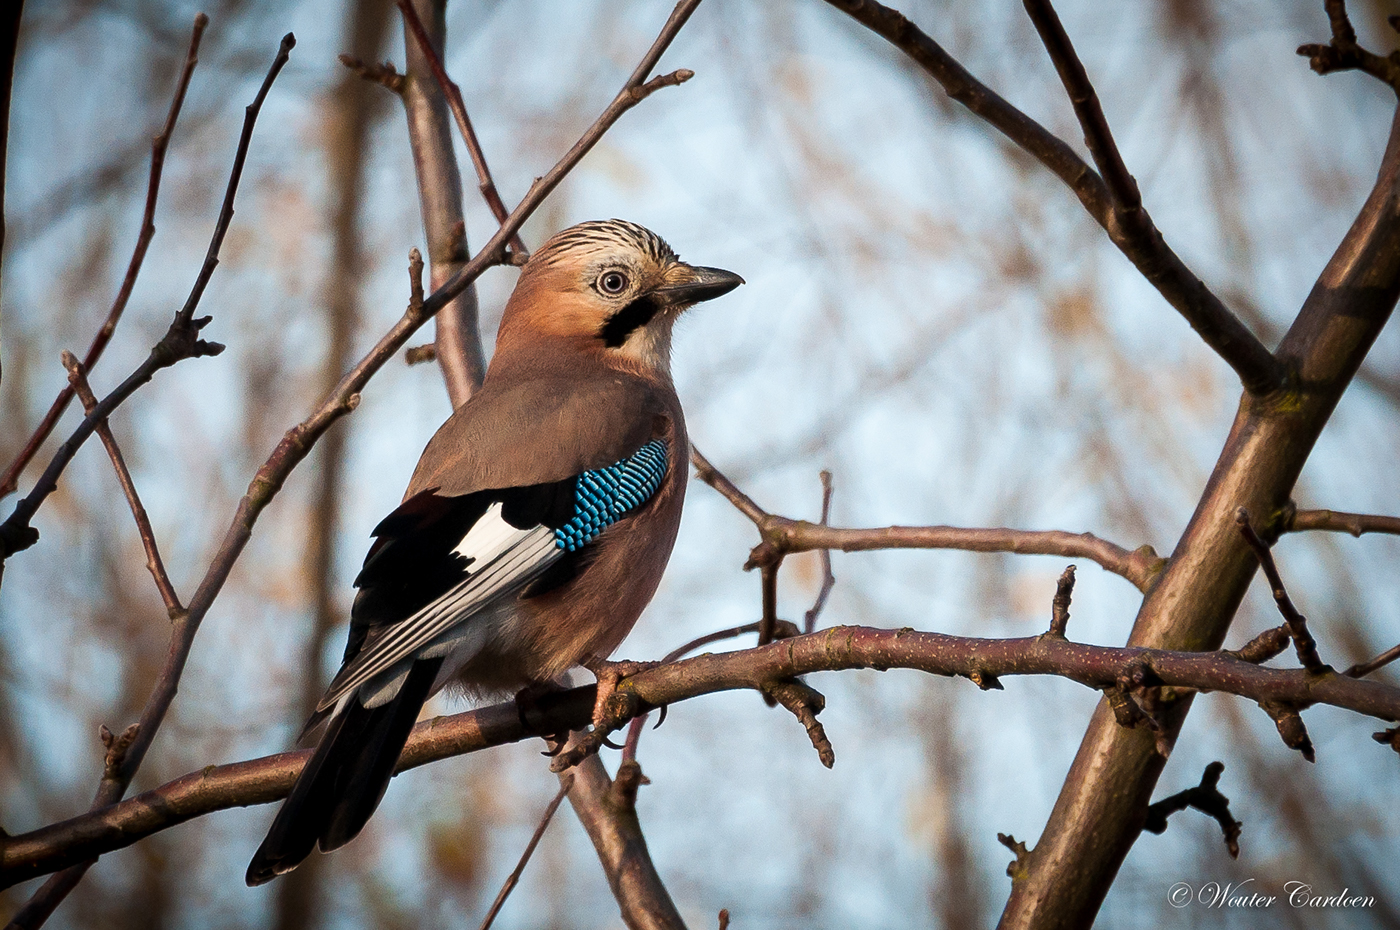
[545, 658, 657, 773]
[582, 656, 658, 732]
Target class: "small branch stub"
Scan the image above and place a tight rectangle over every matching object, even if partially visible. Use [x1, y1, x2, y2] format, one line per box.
[1047, 564, 1076, 638]
[998, 833, 1032, 881]
[762, 679, 835, 768]
[1262, 700, 1317, 763]
[338, 53, 404, 93]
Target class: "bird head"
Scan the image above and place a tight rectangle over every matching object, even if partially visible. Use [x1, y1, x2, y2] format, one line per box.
[495, 219, 743, 375]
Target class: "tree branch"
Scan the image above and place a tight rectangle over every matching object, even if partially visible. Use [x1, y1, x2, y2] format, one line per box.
[692, 446, 1162, 591]
[7, 622, 1400, 886]
[1297, 0, 1400, 93]
[0, 13, 207, 500]
[1000, 61, 1400, 930]
[396, 0, 527, 259]
[561, 755, 688, 930]
[397, 0, 485, 405]
[820, 0, 1285, 394]
[1141, 762, 1241, 859]
[1236, 508, 1329, 674]
[61, 352, 183, 617]
[1286, 507, 1400, 537]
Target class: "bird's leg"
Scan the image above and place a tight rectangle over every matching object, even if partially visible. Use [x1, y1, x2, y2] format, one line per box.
[514, 679, 573, 751]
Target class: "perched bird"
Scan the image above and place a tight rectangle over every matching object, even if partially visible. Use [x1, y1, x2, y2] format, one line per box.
[246, 219, 742, 886]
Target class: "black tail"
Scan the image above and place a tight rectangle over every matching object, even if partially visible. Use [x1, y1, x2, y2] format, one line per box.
[245, 659, 442, 886]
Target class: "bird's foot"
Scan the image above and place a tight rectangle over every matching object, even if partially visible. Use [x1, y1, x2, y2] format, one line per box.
[582, 656, 659, 731]
[548, 657, 656, 773]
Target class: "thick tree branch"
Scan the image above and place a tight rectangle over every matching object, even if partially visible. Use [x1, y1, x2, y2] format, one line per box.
[562, 755, 688, 930]
[692, 447, 1162, 591]
[0, 14, 206, 500]
[6, 622, 1400, 886]
[1000, 63, 1400, 930]
[820, 0, 1285, 394]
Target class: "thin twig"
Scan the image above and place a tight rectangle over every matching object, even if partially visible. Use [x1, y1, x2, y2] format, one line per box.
[396, 0, 528, 259]
[61, 352, 183, 617]
[1142, 762, 1241, 858]
[1347, 643, 1400, 679]
[477, 775, 573, 930]
[1021, 0, 1141, 217]
[694, 446, 1161, 591]
[804, 470, 836, 634]
[821, 0, 1284, 394]
[177, 33, 294, 327]
[1236, 508, 1328, 674]
[1298, 0, 1400, 93]
[0, 32, 294, 567]
[757, 561, 780, 647]
[1287, 507, 1400, 537]
[691, 445, 767, 524]
[0, 14, 207, 500]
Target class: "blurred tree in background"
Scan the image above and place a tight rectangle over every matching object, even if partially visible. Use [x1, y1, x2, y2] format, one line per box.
[2, 0, 1400, 928]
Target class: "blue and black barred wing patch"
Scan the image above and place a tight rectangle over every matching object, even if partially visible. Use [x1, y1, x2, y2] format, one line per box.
[316, 440, 669, 714]
[555, 439, 667, 551]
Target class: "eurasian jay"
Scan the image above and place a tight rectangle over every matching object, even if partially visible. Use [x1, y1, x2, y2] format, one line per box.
[245, 219, 742, 886]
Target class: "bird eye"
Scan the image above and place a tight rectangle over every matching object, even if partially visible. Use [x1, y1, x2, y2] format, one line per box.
[597, 270, 629, 296]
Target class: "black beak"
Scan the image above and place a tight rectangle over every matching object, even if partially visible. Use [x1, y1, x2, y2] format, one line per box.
[650, 265, 745, 307]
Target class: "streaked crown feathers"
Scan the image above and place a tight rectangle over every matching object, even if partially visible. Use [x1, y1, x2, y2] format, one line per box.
[529, 219, 678, 269]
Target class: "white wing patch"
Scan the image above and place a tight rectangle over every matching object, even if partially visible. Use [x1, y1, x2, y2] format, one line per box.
[318, 503, 562, 713]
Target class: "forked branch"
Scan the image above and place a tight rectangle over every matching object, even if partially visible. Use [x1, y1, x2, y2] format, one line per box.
[821, 0, 1285, 394]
